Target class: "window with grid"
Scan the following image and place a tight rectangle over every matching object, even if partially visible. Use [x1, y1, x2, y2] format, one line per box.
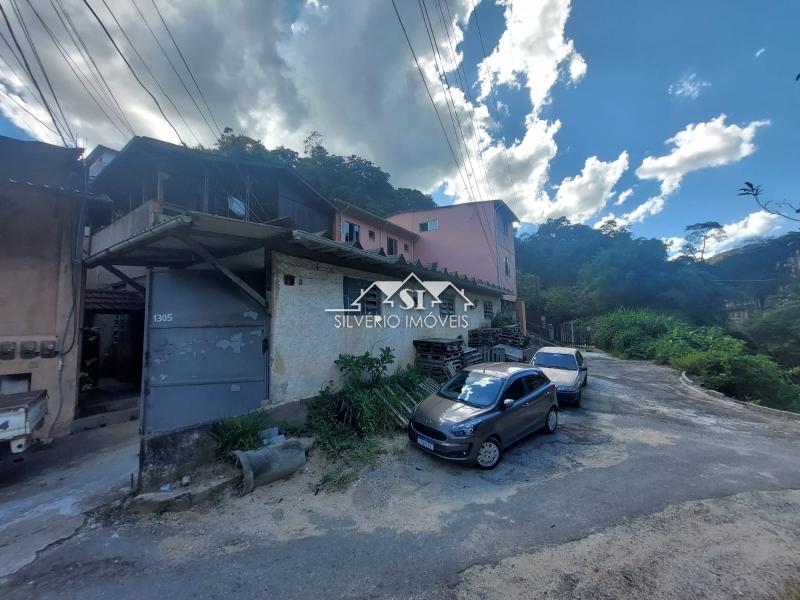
[368, 230, 376, 241]
[419, 219, 439, 232]
[387, 237, 398, 255]
[343, 277, 381, 315]
[483, 301, 494, 319]
[439, 292, 456, 316]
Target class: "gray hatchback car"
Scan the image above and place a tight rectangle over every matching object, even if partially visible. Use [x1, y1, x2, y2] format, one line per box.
[408, 363, 559, 469]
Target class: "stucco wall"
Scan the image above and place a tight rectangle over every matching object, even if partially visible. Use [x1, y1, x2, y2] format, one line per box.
[268, 252, 500, 404]
[389, 202, 517, 300]
[337, 210, 415, 260]
[0, 193, 82, 436]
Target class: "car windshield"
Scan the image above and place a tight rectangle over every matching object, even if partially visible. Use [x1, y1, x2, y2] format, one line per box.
[439, 370, 504, 408]
[534, 352, 578, 370]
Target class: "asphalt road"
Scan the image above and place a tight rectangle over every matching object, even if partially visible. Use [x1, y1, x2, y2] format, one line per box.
[2, 352, 799, 599]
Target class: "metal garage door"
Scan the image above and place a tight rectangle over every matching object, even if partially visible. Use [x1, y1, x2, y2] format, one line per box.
[141, 269, 268, 433]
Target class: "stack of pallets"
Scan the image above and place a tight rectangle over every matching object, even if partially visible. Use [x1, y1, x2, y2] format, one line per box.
[468, 328, 501, 347]
[498, 325, 530, 348]
[413, 338, 463, 380]
[461, 345, 483, 367]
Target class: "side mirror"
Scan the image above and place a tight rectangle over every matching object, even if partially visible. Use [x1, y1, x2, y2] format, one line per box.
[503, 398, 515, 408]
[580, 366, 588, 372]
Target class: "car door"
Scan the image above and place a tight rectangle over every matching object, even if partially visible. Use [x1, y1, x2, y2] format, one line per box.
[523, 373, 554, 431]
[495, 375, 530, 444]
[576, 351, 587, 385]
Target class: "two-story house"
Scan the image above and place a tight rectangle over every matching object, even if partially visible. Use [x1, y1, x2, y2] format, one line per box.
[388, 200, 518, 305]
[333, 200, 418, 260]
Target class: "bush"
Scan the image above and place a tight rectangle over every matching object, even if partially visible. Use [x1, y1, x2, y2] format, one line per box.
[593, 308, 800, 412]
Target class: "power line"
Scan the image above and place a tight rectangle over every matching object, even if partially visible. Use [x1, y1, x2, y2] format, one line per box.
[0, 2, 67, 145]
[435, 0, 496, 201]
[150, 0, 221, 139]
[50, 0, 134, 134]
[390, 0, 474, 205]
[470, 0, 514, 191]
[418, 0, 479, 203]
[439, 0, 498, 200]
[81, 0, 185, 144]
[97, 0, 199, 145]
[0, 83, 59, 137]
[9, 0, 74, 143]
[22, 0, 130, 139]
[132, 0, 217, 142]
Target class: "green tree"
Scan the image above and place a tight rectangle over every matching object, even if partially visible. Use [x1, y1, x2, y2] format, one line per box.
[683, 221, 727, 261]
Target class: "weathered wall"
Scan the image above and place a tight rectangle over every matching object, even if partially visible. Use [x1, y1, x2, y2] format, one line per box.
[268, 252, 500, 404]
[0, 192, 82, 436]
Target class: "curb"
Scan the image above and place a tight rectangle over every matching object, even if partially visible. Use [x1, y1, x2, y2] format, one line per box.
[679, 371, 800, 423]
[129, 473, 240, 514]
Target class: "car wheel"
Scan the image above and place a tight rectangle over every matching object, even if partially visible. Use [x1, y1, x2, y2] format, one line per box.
[475, 438, 502, 470]
[544, 407, 558, 434]
[574, 388, 582, 408]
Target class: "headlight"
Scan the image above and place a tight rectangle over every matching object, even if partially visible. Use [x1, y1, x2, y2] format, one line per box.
[556, 385, 576, 392]
[450, 422, 478, 437]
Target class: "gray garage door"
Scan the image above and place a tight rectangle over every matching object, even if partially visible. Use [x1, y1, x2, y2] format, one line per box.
[141, 270, 268, 433]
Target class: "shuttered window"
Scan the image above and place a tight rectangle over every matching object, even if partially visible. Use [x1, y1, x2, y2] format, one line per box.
[483, 301, 494, 319]
[343, 277, 381, 315]
[439, 292, 456, 316]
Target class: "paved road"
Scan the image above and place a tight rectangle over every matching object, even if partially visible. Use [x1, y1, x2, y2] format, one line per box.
[2, 353, 799, 599]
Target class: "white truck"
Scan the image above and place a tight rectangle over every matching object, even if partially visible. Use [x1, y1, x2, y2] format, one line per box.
[0, 390, 48, 458]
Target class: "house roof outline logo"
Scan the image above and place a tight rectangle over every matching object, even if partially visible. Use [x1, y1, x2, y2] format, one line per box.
[325, 272, 474, 313]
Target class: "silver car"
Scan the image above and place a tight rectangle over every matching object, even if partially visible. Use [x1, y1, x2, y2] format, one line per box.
[530, 347, 588, 407]
[408, 363, 559, 469]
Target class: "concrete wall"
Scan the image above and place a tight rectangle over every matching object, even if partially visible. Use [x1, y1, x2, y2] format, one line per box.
[0, 191, 83, 436]
[86, 200, 160, 290]
[389, 202, 517, 300]
[268, 252, 500, 404]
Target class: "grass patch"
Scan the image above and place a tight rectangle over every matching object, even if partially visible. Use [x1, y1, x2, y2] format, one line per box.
[307, 363, 426, 493]
[209, 414, 263, 457]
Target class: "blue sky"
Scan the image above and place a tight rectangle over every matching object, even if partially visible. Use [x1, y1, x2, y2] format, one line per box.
[0, 0, 796, 254]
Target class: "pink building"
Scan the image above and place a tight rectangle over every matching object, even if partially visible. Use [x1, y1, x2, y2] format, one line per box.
[388, 200, 518, 302]
[333, 200, 418, 261]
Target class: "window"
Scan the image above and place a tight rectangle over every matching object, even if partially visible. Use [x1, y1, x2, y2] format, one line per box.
[483, 301, 494, 319]
[368, 230, 376, 241]
[523, 374, 548, 392]
[227, 195, 246, 218]
[343, 221, 360, 243]
[503, 219, 509, 235]
[503, 377, 528, 401]
[387, 237, 398, 255]
[504, 256, 510, 276]
[533, 352, 578, 370]
[419, 219, 439, 232]
[403, 242, 410, 252]
[439, 292, 455, 316]
[343, 277, 380, 315]
[439, 370, 503, 408]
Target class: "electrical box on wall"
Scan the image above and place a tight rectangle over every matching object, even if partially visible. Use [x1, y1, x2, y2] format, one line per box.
[20, 341, 38, 359]
[0, 342, 15, 360]
[40, 341, 57, 358]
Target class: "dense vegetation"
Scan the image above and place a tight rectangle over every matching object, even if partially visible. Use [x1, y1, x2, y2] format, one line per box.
[593, 309, 800, 412]
[208, 128, 436, 216]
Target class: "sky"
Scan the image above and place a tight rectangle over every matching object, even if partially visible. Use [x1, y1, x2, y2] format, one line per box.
[0, 0, 797, 257]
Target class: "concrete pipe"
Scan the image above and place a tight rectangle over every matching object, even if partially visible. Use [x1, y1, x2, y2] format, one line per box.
[234, 440, 306, 494]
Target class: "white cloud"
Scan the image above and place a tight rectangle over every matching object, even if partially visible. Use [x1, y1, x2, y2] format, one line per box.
[637, 114, 769, 196]
[622, 196, 665, 224]
[536, 151, 629, 223]
[614, 187, 634, 206]
[755, 47, 766, 58]
[668, 72, 711, 100]
[0, 0, 621, 227]
[704, 210, 782, 257]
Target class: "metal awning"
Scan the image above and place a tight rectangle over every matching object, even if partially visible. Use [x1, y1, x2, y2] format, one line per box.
[84, 211, 510, 298]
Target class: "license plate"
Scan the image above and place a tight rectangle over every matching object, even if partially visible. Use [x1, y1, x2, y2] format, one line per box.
[417, 436, 434, 451]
